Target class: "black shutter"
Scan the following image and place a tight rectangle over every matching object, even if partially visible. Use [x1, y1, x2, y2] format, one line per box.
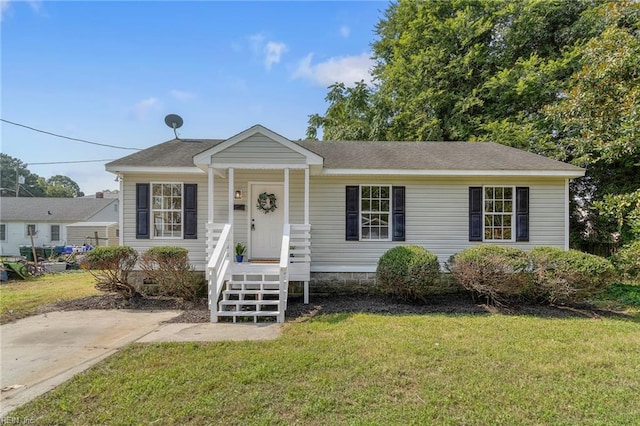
[392, 186, 405, 241]
[136, 183, 150, 239]
[516, 187, 529, 242]
[345, 186, 359, 241]
[469, 187, 483, 241]
[183, 184, 197, 239]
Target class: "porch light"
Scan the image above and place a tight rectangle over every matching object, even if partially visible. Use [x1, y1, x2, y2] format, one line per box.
[234, 190, 243, 200]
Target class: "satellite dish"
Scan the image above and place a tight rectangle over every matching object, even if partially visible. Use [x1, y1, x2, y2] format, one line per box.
[164, 114, 183, 139]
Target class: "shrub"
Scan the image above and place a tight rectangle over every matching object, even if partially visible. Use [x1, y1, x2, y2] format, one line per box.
[447, 245, 532, 306]
[611, 240, 640, 282]
[530, 246, 615, 304]
[376, 245, 440, 302]
[84, 246, 139, 298]
[139, 246, 206, 301]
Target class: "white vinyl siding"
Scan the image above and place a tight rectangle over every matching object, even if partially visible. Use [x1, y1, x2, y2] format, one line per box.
[214, 134, 307, 165]
[122, 173, 208, 268]
[309, 176, 568, 271]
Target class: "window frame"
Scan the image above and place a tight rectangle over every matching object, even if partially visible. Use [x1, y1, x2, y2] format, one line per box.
[359, 184, 392, 242]
[482, 185, 515, 242]
[50, 224, 61, 242]
[150, 182, 184, 239]
[26, 224, 37, 237]
[0, 224, 6, 241]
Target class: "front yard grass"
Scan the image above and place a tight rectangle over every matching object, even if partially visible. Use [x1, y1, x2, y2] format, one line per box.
[10, 312, 640, 425]
[0, 271, 98, 323]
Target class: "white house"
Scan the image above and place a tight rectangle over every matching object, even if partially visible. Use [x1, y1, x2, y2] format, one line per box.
[106, 124, 585, 323]
[0, 197, 119, 256]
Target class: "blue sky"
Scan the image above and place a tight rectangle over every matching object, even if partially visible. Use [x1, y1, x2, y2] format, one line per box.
[1, 1, 385, 194]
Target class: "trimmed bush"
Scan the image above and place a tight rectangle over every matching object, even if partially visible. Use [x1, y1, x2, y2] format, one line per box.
[447, 245, 532, 306]
[84, 246, 139, 298]
[530, 246, 615, 304]
[376, 245, 440, 302]
[611, 240, 640, 282]
[139, 246, 206, 301]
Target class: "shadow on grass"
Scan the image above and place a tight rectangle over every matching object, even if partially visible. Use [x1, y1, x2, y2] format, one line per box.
[285, 293, 638, 322]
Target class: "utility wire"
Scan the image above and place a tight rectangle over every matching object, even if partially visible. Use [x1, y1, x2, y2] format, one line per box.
[28, 159, 115, 165]
[1, 118, 141, 151]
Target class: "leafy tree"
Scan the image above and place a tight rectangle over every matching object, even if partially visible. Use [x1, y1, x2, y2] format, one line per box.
[0, 153, 46, 197]
[545, 0, 640, 244]
[0, 153, 84, 198]
[46, 175, 85, 197]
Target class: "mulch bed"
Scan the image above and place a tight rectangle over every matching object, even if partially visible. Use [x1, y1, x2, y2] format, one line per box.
[41, 293, 630, 323]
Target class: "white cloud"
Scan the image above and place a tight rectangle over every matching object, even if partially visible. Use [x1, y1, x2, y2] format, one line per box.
[132, 97, 160, 120]
[293, 52, 374, 87]
[170, 89, 195, 102]
[264, 41, 287, 70]
[247, 33, 288, 70]
[1, 0, 43, 20]
[339, 25, 350, 38]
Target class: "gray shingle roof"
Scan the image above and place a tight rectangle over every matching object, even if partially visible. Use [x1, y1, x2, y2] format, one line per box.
[297, 140, 583, 172]
[105, 136, 582, 173]
[0, 198, 117, 222]
[106, 139, 223, 168]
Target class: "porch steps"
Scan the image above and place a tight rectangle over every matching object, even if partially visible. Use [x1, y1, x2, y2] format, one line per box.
[216, 275, 287, 323]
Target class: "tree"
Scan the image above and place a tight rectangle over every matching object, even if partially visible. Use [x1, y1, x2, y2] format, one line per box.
[0, 153, 84, 198]
[308, 0, 599, 145]
[46, 175, 85, 197]
[544, 0, 640, 244]
[0, 153, 46, 197]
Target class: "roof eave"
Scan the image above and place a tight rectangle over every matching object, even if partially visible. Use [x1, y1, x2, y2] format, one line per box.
[105, 166, 205, 174]
[320, 168, 586, 178]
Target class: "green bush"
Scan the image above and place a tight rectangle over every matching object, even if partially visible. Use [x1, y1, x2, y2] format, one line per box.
[530, 246, 615, 304]
[84, 246, 139, 298]
[139, 246, 206, 301]
[447, 245, 532, 306]
[376, 245, 440, 302]
[611, 240, 640, 282]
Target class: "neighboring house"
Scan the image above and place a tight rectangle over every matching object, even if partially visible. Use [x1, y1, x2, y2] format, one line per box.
[106, 124, 585, 322]
[0, 197, 119, 256]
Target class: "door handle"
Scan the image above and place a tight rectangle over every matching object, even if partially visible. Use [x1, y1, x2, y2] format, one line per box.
[251, 219, 255, 231]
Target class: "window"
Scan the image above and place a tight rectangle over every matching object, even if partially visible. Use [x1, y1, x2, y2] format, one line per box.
[151, 183, 183, 238]
[361, 185, 391, 240]
[0, 224, 6, 241]
[26, 224, 36, 237]
[469, 186, 529, 242]
[50, 225, 60, 241]
[346, 185, 405, 242]
[484, 186, 514, 241]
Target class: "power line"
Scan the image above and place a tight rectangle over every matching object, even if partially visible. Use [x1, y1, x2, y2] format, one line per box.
[0, 118, 141, 151]
[27, 159, 115, 165]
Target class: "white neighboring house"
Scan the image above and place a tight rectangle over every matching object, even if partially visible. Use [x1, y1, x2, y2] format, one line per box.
[0, 197, 119, 256]
[106, 124, 585, 323]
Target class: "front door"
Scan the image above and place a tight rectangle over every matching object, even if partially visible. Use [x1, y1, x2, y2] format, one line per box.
[250, 183, 284, 260]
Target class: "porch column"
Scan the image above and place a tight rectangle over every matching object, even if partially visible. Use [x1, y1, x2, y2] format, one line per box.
[304, 166, 309, 225]
[228, 167, 234, 246]
[208, 165, 214, 223]
[283, 168, 290, 224]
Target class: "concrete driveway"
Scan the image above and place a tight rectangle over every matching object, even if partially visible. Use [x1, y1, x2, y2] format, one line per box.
[1, 310, 281, 416]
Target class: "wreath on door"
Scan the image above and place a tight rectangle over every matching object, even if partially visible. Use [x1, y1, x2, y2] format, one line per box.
[257, 192, 277, 214]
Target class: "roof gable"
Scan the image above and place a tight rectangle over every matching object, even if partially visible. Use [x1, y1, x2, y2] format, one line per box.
[193, 124, 323, 168]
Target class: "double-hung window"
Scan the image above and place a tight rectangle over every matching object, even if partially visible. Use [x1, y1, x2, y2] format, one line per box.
[483, 186, 514, 241]
[151, 183, 183, 238]
[0, 224, 6, 241]
[50, 225, 61, 241]
[346, 185, 405, 242]
[360, 185, 391, 241]
[469, 186, 529, 242]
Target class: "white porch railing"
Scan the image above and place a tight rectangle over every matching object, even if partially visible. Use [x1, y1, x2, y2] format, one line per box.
[278, 225, 291, 323]
[206, 223, 232, 323]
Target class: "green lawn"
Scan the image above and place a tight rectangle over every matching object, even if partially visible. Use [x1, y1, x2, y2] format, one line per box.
[0, 271, 99, 323]
[10, 312, 640, 425]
